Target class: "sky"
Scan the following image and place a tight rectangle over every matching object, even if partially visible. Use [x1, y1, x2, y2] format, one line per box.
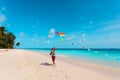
[0, 0, 120, 48]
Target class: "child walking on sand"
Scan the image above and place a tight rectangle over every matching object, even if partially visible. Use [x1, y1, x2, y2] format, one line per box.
[49, 47, 56, 66]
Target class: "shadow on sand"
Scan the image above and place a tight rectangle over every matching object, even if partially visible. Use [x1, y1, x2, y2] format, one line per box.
[40, 62, 52, 66]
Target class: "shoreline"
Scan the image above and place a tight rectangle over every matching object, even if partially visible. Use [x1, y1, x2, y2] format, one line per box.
[27, 49, 120, 78]
[0, 49, 120, 80]
[29, 49, 120, 69]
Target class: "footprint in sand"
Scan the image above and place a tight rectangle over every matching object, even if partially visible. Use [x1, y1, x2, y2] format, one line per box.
[60, 70, 62, 72]
[64, 75, 71, 80]
[59, 70, 71, 80]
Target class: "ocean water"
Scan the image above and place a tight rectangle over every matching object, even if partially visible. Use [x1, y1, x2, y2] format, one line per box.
[24, 48, 120, 68]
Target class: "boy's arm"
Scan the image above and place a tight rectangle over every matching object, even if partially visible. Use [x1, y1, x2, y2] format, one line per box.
[49, 52, 52, 56]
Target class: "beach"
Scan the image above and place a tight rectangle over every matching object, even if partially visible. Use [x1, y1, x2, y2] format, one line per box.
[0, 49, 120, 80]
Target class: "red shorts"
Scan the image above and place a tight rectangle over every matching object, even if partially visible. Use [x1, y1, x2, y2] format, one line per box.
[52, 56, 56, 62]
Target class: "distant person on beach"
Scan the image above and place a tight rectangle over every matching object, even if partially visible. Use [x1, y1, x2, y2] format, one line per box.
[49, 47, 56, 66]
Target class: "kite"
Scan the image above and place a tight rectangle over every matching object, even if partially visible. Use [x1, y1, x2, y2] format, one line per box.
[56, 32, 66, 36]
[56, 32, 66, 41]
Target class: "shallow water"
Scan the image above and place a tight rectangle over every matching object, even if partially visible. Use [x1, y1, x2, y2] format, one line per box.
[23, 48, 120, 68]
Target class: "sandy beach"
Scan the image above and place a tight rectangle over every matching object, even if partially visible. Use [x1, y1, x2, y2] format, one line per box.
[0, 49, 120, 80]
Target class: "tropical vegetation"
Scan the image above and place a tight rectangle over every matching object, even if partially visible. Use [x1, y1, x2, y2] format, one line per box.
[0, 26, 16, 48]
[15, 42, 20, 47]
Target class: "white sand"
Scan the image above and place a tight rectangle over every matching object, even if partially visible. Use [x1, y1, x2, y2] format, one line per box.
[0, 49, 120, 80]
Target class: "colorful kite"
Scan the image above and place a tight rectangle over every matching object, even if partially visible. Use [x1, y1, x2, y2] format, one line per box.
[56, 32, 66, 36]
[56, 32, 66, 41]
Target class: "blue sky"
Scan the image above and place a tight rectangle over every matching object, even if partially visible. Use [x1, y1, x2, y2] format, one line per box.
[0, 0, 120, 48]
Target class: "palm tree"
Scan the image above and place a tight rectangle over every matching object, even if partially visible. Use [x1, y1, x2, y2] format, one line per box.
[15, 42, 20, 47]
[0, 26, 8, 36]
[7, 32, 16, 48]
[0, 26, 6, 48]
[0, 26, 16, 48]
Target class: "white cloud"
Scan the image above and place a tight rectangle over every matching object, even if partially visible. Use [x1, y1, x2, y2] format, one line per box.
[96, 22, 120, 33]
[97, 19, 120, 26]
[0, 12, 6, 24]
[82, 26, 95, 29]
[82, 37, 86, 41]
[34, 33, 38, 37]
[112, 39, 117, 43]
[48, 28, 55, 39]
[1, 7, 6, 12]
[89, 21, 94, 24]
[19, 32, 26, 37]
[31, 38, 39, 43]
[66, 35, 76, 40]
[39, 36, 46, 41]
[81, 34, 86, 42]
[45, 40, 50, 44]
[82, 34, 86, 37]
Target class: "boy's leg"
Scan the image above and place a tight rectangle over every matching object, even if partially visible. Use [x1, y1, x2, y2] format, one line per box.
[53, 61, 55, 65]
[52, 56, 56, 65]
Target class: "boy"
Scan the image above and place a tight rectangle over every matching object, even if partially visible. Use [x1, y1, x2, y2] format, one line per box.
[49, 47, 56, 66]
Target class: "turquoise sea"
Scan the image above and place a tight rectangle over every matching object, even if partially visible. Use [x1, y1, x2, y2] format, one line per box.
[23, 48, 120, 68]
